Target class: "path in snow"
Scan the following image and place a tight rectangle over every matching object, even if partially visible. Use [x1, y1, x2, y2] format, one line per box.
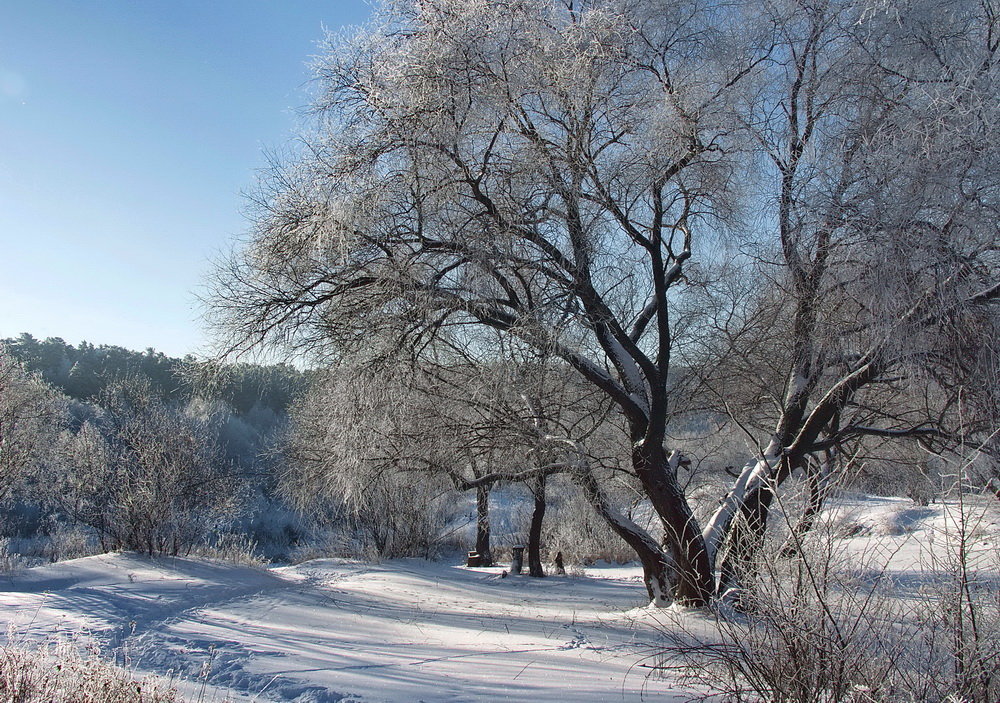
[8, 495, 990, 701]
[0, 554, 681, 702]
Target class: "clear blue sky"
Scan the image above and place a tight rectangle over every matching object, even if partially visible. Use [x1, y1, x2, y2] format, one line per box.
[0, 1, 373, 358]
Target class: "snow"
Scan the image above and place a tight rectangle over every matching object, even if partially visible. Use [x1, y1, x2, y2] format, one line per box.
[603, 335, 649, 413]
[0, 554, 686, 702]
[1, 494, 995, 702]
[814, 493, 1000, 574]
[701, 450, 781, 563]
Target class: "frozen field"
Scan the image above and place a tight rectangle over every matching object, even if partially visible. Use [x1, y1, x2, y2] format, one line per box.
[0, 553, 682, 702]
[0, 494, 996, 702]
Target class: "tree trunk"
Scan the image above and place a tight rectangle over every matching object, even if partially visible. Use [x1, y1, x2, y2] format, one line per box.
[713, 452, 800, 601]
[575, 464, 675, 605]
[632, 441, 714, 606]
[475, 484, 493, 566]
[527, 474, 546, 577]
[990, 477, 1000, 503]
[779, 452, 833, 558]
[716, 482, 774, 601]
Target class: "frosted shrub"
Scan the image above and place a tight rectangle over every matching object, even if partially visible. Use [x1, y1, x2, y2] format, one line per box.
[0, 538, 27, 575]
[0, 350, 63, 503]
[284, 367, 469, 561]
[288, 473, 461, 561]
[651, 497, 1000, 702]
[0, 639, 181, 703]
[47, 378, 236, 557]
[288, 527, 359, 563]
[346, 474, 462, 559]
[192, 532, 265, 567]
[544, 483, 639, 565]
[44, 522, 100, 562]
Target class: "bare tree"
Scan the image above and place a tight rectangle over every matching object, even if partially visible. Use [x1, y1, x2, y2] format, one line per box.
[50, 377, 234, 555]
[283, 362, 462, 558]
[283, 347, 615, 567]
[211, 0, 1000, 604]
[213, 0, 769, 605]
[0, 348, 63, 501]
[695, 0, 1000, 596]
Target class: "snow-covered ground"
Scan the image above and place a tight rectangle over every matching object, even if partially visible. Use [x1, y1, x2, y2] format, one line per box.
[0, 494, 996, 702]
[818, 493, 1000, 575]
[0, 553, 680, 702]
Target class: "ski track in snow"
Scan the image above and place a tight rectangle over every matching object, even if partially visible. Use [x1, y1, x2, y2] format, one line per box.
[2, 496, 994, 702]
[0, 553, 678, 702]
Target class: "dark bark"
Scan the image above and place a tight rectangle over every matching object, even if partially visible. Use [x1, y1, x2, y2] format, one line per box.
[475, 484, 493, 566]
[575, 465, 675, 604]
[716, 453, 801, 600]
[527, 474, 546, 577]
[632, 441, 714, 606]
[780, 454, 831, 558]
[717, 482, 775, 600]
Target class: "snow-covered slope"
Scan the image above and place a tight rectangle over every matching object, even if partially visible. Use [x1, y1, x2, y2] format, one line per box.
[0, 553, 677, 702]
[2, 494, 995, 702]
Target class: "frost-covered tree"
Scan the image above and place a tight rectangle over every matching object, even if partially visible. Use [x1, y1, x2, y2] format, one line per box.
[283, 346, 604, 565]
[693, 0, 1000, 595]
[49, 377, 234, 555]
[0, 348, 63, 501]
[212, 0, 1000, 605]
[214, 0, 767, 605]
[283, 363, 462, 558]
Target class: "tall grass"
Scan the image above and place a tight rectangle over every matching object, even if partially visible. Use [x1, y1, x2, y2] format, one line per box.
[0, 637, 182, 703]
[649, 493, 999, 702]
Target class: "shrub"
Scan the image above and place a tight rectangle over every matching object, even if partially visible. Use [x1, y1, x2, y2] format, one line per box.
[0, 639, 181, 703]
[650, 495, 999, 702]
[544, 480, 640, 565]
[45, 378, 236, 556]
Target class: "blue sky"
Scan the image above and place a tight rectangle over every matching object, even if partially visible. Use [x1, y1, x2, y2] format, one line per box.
[0, 1, 373, 358]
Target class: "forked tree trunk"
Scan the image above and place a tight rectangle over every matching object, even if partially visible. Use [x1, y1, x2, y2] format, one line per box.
[631, 442, 714, 606]
[710, 450, 802, 601]
[575, 465, 674, 604]
[716, 483, 774, 600]
[475, 484, 493, 566]
[527, 474, 546, 577]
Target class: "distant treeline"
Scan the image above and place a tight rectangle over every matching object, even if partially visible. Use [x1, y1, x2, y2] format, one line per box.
[2, 333, 307, 414]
